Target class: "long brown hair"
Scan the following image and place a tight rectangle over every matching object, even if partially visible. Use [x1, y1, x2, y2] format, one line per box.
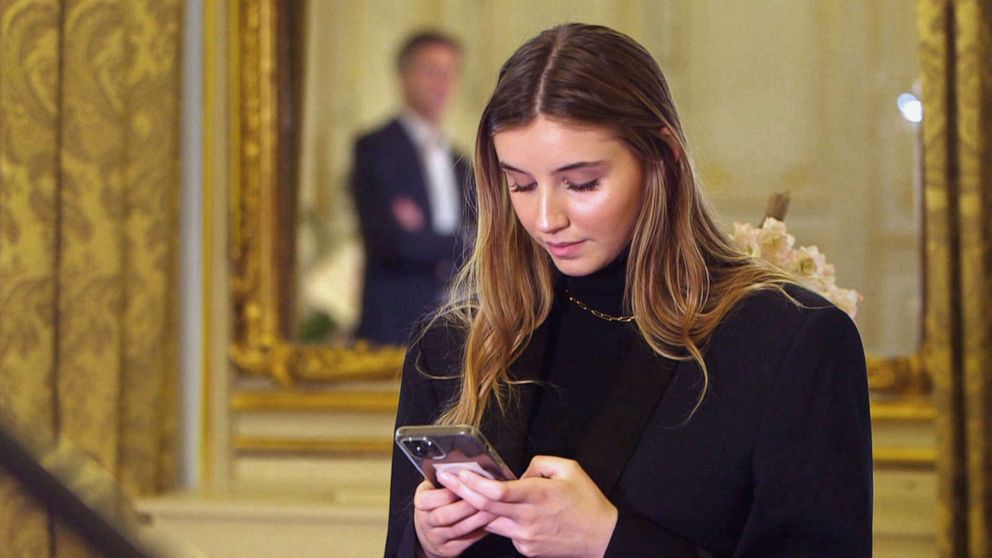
[430, 23, 791, 426]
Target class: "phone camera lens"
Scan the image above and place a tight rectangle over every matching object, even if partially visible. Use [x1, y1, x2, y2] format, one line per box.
[411, 441, 429, 458]
[404, 438, 443, 459]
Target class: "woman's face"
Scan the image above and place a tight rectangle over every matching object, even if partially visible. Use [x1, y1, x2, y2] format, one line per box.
[493, 115, 645, 277]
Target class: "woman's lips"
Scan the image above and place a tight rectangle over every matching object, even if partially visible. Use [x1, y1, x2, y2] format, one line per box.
[546, 240, 585, 258]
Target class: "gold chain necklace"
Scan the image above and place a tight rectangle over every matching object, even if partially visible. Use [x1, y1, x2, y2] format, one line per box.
[564, 290, 636, 322]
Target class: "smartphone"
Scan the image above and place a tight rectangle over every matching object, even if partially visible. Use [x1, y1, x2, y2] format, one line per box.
[395, 424, 516, 486]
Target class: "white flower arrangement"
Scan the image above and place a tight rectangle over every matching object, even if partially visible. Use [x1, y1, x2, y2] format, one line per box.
[732, 217, 862, 319]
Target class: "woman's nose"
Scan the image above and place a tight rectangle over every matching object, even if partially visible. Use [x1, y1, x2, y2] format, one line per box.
[536, 185, 568, 233]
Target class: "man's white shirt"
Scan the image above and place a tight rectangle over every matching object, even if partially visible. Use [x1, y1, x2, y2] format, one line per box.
[399, 111, 461, 235]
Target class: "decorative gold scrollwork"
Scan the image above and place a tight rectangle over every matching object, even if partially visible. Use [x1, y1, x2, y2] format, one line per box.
[867, 354, 931, 397]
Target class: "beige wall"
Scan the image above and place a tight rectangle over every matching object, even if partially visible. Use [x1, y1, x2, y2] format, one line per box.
[667, 1, 920, 357]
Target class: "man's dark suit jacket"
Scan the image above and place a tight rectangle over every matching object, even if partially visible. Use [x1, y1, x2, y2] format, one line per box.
[351, 118, 473, 345]
[384, 286, 873, 557]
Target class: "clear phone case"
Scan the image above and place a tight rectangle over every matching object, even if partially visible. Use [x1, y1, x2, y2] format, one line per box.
[395, 424, 516, 485]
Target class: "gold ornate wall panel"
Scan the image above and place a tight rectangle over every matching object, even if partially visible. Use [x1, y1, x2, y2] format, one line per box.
[0, 0, 183, 555]
[918, 1, 992, 555]
[0, 1, 61, 552]
[118, 0, 183, 499]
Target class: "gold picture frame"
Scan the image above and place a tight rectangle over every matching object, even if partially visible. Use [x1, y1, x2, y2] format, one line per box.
[224, 0, 934, 462]
[227, 0, 406, 392]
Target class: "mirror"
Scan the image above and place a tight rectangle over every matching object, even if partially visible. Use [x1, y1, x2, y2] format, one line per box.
[231, 0, 928, 394]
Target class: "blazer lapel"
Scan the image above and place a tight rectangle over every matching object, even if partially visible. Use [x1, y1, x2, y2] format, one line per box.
[575, 335, 679, 496]
[481, 312, 557, 477]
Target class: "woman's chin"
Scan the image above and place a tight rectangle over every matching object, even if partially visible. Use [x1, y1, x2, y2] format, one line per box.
[550, 256, 603, 277]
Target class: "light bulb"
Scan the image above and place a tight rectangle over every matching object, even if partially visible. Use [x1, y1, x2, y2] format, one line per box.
[897, 92, 923, 123]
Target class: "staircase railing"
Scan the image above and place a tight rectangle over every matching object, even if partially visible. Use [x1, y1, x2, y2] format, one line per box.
[0, 416, 151, 557]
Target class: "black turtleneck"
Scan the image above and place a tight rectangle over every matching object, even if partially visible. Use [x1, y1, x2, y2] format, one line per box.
[526, 250, 640, 460]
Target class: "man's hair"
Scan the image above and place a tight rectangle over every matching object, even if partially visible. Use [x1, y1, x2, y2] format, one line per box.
[396, 30, 461, 71]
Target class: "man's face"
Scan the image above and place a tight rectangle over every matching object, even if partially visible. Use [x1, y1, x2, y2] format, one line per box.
[400, 43, 460, 124]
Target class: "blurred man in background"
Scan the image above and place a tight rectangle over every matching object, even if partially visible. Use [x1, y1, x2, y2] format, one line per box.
[351, 31, 474, 345]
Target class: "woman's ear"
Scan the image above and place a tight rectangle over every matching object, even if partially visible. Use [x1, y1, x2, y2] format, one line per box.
[660, 127, 682, 162]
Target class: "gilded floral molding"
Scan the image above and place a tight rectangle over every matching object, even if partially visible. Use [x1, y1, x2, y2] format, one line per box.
[867, 354, 931, 396]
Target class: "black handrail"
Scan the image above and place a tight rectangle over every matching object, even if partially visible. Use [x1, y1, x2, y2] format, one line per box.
[0, 419, 151, 558]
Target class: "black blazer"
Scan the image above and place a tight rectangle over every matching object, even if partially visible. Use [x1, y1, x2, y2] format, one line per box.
[384, 286, 873, 557]
[351, 118, 474, 345]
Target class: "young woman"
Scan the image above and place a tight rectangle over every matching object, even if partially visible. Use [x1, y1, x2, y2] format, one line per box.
[385, 23, 872, 558]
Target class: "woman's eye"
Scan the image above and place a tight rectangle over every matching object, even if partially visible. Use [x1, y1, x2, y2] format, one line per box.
[566, 179, 600, 192]
[509, 181, 537, 193]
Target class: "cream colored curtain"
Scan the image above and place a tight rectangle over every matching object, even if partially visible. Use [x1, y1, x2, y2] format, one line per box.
[0, 0, 182, 555]
[918, 0, 992, 556]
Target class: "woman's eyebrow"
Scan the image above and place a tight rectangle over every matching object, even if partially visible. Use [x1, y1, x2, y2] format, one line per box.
[499, 162, 530, 174]
[553, 161, 604, 173]
[500, 161, 604, 174]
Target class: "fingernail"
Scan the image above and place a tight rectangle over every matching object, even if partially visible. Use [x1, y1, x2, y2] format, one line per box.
[438, 472, 453, 483]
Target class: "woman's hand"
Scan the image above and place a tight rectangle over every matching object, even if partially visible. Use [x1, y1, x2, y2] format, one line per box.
[413, 479, 495, 557]
[440, 456, 619, 558]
